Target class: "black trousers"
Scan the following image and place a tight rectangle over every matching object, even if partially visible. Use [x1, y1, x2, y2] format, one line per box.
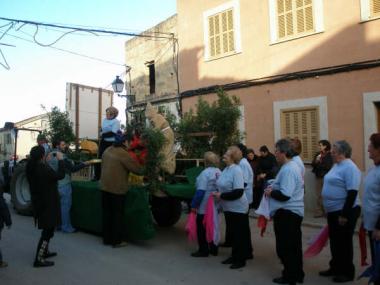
[224, 211, 251, 264]
[327, 206, 360, 279]
[273, 209, 304, 282]
[94, 140, 113, 180]
[223, 213, 232, 246]
[196, 214, 217, 254]
[252, 181, 264, 210]
[223, 212, 253, 257]
[368, 231, 380, 285]
[102, 191, 126, 246]
[41, 228, 55, 240]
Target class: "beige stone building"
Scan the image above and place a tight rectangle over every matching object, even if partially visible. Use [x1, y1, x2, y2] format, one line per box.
[125, 14, 180, 118]
[176, 0, 380, 216]
[0, 114, 49, 162]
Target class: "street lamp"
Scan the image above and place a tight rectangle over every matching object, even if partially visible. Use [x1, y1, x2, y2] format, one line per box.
[111, 76, 124, 93]
[111, 75, 135, 125]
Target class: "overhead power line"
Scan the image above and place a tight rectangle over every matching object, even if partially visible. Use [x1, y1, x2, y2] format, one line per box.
[0, 17, 176, 40]
[3, 31, 125, 66]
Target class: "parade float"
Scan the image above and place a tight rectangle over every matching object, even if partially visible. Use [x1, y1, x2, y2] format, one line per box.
[70, 102, 199, 240]
[6, 89, 241, 241]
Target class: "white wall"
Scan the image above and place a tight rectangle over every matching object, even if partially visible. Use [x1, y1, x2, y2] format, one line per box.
[66, 83, 114, 140]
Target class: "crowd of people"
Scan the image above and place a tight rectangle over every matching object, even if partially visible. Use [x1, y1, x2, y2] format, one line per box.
[189, 136, 380, 284]
[0, 104, 379, 284]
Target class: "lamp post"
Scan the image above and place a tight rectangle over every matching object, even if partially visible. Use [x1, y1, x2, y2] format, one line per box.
[111, 75, 135, 126]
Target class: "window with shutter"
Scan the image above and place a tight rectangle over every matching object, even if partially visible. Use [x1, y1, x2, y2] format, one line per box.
[276, 0, 315, 40]
[280, 107, 319, 162]
[371, 0, 380, 18]
[207, 8, 235, 59]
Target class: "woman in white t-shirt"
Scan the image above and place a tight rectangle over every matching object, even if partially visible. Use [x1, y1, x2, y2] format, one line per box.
[213, 146, 250, 269]
[320, 140, 361, 283]
[190, 152, 221, 257]
[363, 133, 380, 285]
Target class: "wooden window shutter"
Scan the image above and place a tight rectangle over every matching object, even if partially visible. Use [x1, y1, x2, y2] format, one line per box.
[227, 10, 234, 52]
[280, 107, 319, 162]
[215, 15, 221, 55]
[208, 8, 235, 58]
[278, 0, 314, 39]
[277, 0, 294, 39]
[222, 11, 228, 53]
[371, 0, 380, 17]
[296, 0, 314, 34]
[209, 17, 216, 57]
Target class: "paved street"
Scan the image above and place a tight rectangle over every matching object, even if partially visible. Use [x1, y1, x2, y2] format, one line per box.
[0, 196, 369, 285]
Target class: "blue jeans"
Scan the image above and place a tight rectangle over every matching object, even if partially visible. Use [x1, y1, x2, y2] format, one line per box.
[58, 184, 76, 233]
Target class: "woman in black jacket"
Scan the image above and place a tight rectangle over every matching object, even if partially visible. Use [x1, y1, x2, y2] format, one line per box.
[311, 140, 333, 218]
[252, 145, 279, 209]
[26, 145, 65, 267]
[0, 188, 11, 268]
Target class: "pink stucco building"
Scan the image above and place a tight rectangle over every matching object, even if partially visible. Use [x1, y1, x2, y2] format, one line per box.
[177, 0, 380, 172]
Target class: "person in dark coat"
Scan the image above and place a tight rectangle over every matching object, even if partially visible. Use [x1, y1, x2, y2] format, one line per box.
[26, 145, 65, 267]
[253, 145, 279, 209]
[100, 132, 143, 248]
[0, 187, 12, 268]
[247, 148, 260, 177]
[311, 140, 333, 218]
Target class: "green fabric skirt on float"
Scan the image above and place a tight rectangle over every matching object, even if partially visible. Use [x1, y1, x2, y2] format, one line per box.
[71, 181, 155, 240]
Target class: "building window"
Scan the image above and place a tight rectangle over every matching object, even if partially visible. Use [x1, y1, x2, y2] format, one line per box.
[361, 0, 380, 21]
[269, 0, 324, 43]
[146, 61, 155, 95]
[203, 0, 242, 60]
[208, 9, 234, 58]
[371, 0, 380, 18]
[280, 107, 320, 162]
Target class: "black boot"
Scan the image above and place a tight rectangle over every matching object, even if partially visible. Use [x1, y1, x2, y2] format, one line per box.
[44, 242, 57, 258]
[33, 239, 54, 268]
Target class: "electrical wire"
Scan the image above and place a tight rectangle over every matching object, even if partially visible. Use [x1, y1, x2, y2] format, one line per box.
[181, 59, 380, 98]
[0, 17, 176, 39]
[0, 49, 10, 70]
[37, 20, 174, 36]
[3, 31, 125, 66]
[31, 24, 99, 47]
[0, 22, 14, 69]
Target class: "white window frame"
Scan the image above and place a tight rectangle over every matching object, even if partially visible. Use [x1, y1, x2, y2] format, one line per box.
[268, 0, 324, 44]
[360, 0, 380, 21]
[273, 96, 328, 143]
[203, 0, 242, 61]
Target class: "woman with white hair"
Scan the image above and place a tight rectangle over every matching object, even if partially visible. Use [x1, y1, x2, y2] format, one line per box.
[320, 140, 361, 283]
[213, 146, 250, 269]
[190, 151, 221, 257]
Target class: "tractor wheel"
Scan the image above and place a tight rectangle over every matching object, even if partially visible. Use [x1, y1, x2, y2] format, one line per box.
[10, 164, 32, 215]
[150, 195, 182, 227]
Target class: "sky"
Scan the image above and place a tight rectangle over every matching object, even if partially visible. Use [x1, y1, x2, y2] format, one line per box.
[0, 0, 177, 126]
